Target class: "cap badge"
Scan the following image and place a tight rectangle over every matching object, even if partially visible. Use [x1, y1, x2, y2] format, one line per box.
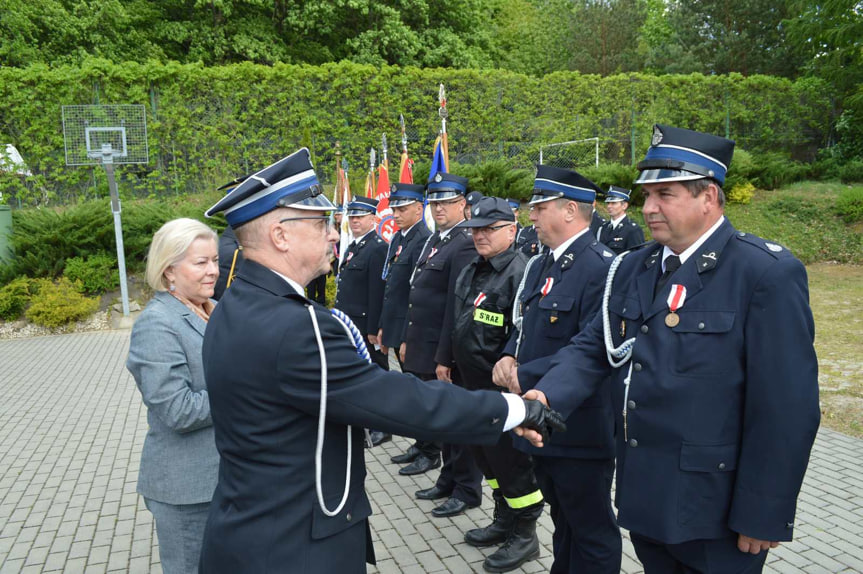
[434, 173, 443, 183]
[474, 207, 480, 215]
[391, 183, 397, 193]
[651, 126, 663, 146]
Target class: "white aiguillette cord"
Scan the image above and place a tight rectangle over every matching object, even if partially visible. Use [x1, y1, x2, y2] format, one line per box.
[601, 251, 638, 439]
[306, 305, 372, 517]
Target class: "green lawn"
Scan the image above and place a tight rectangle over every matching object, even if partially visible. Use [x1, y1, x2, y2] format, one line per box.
[808, 263, 863, 438]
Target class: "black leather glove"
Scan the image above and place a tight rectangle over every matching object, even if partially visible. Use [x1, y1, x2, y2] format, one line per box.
[521, 399, 567, 444]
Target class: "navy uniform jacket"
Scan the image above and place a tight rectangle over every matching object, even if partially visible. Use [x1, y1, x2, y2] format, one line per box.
[402, 226, 477, 375]
[596, 214, 645, 255]
[334, 231, 387, 337]
[515, 224, 541, 256]
[378, 222, 431, 349]
[199, 259, 510, 574]
[214, 227, 242, 300]
[506, 232, 616, 459]
[589, 210, 606, 237]
[532, 219, 820, 545]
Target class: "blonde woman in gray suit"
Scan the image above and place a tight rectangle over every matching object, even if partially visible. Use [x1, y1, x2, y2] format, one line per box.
[127, 218, 220, 574]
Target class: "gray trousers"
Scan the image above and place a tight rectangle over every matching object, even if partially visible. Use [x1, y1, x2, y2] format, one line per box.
[144, 497, 210, 574]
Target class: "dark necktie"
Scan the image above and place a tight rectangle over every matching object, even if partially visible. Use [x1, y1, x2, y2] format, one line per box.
[656, 255, 681, 294]
[540, 252, 555, 276]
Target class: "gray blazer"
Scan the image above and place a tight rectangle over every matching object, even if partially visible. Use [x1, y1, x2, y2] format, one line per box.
[127, 291, 219, 505]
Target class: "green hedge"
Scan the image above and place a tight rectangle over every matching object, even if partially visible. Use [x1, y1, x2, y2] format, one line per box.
[0, 59, 832, 207]
[0, 192, 222, 283]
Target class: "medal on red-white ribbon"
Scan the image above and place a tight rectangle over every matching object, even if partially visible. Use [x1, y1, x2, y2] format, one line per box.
[395, 245, 403, 257]
[346, 252, 354, 263]
[665, 284, 687, 327]
[474, 292, 487, 308]
[427, 247, 438, 261]
[541, 277, 554, 297]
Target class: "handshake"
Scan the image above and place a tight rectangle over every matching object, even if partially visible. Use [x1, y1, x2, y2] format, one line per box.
[516, 398, 566, 448]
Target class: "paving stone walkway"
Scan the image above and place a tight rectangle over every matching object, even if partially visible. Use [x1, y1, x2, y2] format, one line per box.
[1, 331, 861, 573]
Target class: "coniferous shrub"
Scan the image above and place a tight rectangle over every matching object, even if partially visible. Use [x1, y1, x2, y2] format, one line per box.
[25, 278, 99, 328]
[64, 253, 119, 294]
[0, 277, 32, 321]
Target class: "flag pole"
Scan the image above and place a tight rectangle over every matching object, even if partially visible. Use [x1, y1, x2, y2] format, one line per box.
[439, 83, 449, 171]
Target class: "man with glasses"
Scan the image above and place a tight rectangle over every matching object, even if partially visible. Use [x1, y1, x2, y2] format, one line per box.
[447, 196, 545, 572]
[494, 166, 621, 574]
[199, 149, 565, 573]
[334, 196, 389, 371]
[397, 173, 483, 521]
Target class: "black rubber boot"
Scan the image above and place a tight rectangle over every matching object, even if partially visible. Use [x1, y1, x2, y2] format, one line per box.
[465, 490, 515, 547]
[482, 503, 542, 573]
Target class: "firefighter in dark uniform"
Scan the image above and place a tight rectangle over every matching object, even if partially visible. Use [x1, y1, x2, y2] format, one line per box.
[589, 206, 606, 237]
[495, 165, 621, 573]
[334, 196, 388, 371]
[213, 175, 247, 300]
[596, 185, 645, 254]
[465, 190, 483, 220]
[517, 125, 821, 574]
[397, 174, 484, 520]
[199, 148, 565, 574]
[377, 183, 431, 376]
[513, 193, 542, 257]
[449, 196, 545, 573]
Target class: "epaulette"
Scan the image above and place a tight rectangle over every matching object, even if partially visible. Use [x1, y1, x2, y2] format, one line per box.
[588, 241, 616, 260]
[734, 232, 792, 259]
[624, 240, 657, 254]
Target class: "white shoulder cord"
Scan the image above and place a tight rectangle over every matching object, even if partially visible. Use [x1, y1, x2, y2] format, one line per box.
[601, 251, 638, 435]
[306, 305, 371, 517]
[511, 253, 543, 361]
[409, 232, 436, 285]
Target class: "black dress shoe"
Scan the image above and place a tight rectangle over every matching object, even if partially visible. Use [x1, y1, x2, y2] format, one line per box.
[431, 497, 475, 518]
[398, 454, 441, 476]
[415, 484, 453, 500]
[368, 431, 392, 447]
[390, 445, 420, 464]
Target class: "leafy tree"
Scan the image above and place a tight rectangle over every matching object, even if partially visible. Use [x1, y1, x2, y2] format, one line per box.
[655, 0, 806, 77]
[567, 0, 647, 76]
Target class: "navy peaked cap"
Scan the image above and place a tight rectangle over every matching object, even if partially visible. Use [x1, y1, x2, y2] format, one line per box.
[636, 124, 735, 185]
[389, 183, 425, 207]
[206, 148, 334, 227]
[530, 165, 601, 205]
[346, 196, 378, 216]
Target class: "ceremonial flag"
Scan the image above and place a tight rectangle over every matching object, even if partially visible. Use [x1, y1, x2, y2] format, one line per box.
[398, 149, 413, 183]
[338, 163, 352, 269]
[428, 135, 448, 181]
[375, 161, 396, 243]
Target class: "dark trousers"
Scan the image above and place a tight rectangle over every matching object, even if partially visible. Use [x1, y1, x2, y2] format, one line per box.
[306, 273, 327, 305]
[470, 431, 540, 506]
[630, 531, 768, 574]
[406, 371, 443, 460]
[533, 456, 621, 574]
[434, 442, 483, 506]
[369, 346, 389, 371]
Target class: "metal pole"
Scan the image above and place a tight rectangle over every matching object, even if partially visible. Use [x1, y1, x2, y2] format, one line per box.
[101, 145, 130, 317]
[595, 137, 599, 168]
[539, 147, 544, 165]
